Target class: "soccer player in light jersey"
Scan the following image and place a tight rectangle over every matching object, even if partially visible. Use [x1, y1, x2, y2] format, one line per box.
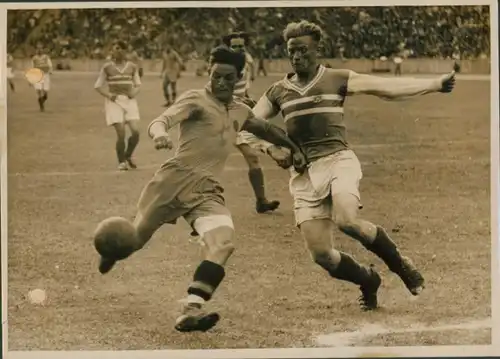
[31, 45, 53, 111]
[222, 32, 280, 213]
[128, 45, 144, 78]
[243, 21, 455, 310]
[94, 41, 142, 171]
[7, 53, 15, 92]
[161, 46, 184, 107]
[96, 46, 306, 332]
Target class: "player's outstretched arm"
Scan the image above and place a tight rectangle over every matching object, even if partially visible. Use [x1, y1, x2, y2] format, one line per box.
[347, 70, 456, 100]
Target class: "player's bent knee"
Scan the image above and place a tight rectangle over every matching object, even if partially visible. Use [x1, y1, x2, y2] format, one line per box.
[310, 250, 333, 267]
[238, 145, 260, 168]
[194, 215, 236, 263]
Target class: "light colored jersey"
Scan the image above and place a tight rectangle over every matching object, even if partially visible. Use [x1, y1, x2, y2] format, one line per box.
[94, 60, 141, 96]
[258, 65, 350, 161]
[128, 50, 142, 67]
[162, 50, 183, 79]
[233, 52, 254, 97]
[149, 86, 254, 183]
[32, 54, 52, 73]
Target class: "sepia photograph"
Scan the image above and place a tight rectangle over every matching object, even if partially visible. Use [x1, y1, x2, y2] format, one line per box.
[1, 1, 498, 357]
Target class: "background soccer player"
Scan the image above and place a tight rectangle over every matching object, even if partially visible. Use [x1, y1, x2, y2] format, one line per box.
[222, 32, 280, 214]
[94, 40, 142, 171]
[160, 45, 185, 107]
[127, 45, 144, 78]
[96, 45, 306, 333]
[244, 20, 455, 310]
[7, 52, 15, 92]
[31, 45, 53, 111]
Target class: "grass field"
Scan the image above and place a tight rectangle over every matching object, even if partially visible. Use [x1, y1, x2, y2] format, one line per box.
[6, 72, 492, 350]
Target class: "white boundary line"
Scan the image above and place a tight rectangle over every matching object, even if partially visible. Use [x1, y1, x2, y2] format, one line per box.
[314, 318, 492, 347]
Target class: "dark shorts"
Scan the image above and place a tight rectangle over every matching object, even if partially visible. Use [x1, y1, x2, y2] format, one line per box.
[136, 161, 230, 234]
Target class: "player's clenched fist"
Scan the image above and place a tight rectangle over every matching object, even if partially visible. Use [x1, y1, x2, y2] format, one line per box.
[438, 71, 456, 93]
[292, 151, 308, 174]
[267, 145, 292, 169]
[153, 133, 173, 150]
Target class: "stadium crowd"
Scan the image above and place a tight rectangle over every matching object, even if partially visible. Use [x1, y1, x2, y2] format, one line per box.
[7, 6, 490, 60]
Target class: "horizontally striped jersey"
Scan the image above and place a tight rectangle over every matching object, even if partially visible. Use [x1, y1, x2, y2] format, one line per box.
[148, 86, 256, 181]
[260, 65, 350, 161]
[233, 52, 254, 98]
[94, 60, 141, 96]
[32, 54, 52, 73]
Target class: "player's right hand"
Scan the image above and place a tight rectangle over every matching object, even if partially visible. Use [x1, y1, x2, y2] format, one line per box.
[267, 145, 292, 169]
[153, 133, 173, 150]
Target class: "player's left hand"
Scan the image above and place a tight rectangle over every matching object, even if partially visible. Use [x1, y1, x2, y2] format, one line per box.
[438, 71, 456, 93]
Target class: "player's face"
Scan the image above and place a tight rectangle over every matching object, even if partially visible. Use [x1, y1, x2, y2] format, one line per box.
[113, 45, 125, 60]
[287, 36, 318, 74]
[36, 47, 43, 55]
[229, 38, 246, 54]
[210, 63, 240, 102]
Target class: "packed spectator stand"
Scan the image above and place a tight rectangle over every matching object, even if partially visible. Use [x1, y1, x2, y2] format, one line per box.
[7, 6, 490, 61]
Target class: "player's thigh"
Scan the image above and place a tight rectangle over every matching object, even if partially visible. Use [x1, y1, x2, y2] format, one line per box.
[134, 170, 190, 245]
[329, 150, 363, 225]
[105, 99, 126, 127]
[162, 75, 171, 87]
[170, 81, 177, 91]
[124, 98, 140, 123]
[43, 75, 50, 91]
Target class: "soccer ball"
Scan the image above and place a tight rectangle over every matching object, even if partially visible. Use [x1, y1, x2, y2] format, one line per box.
[94, 216, 138, 260]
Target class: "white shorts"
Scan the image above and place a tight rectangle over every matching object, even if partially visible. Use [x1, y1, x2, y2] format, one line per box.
[105, 95, 140, 126]
[7, 68, 14, 79]
[34, 73, 50, 91]
[289, 149, 363, 226]
[192, 214, 234, 238]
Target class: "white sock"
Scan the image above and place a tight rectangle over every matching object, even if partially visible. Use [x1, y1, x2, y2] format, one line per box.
[187, 294, 205, 305]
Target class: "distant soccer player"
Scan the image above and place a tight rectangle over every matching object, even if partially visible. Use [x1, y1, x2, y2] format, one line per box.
[222, 32, 280, 214]
[94, 41, 142, 171]
[161, 46, 184, 107]
[7, 53, 15, 92]
[31, 45, 53, 111]
[128, 45, 144, 78]
[243, 20, 456, 310]
[95, 45, 306, 332]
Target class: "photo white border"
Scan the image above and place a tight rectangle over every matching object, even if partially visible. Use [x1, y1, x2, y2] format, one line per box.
[1, 0, 498, 358]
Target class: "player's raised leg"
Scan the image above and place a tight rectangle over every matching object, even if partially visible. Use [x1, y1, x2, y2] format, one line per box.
[236, 142, 280, 213]
[329, 151, 424, 295]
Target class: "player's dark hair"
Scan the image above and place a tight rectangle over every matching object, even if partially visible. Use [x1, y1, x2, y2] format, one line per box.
[222, 32, 250, 46]
[283, 20, 323, 43]
[115, 40, 127, 50]
[209, 46, 246, 76]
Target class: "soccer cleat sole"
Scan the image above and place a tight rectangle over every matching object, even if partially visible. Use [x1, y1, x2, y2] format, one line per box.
[175, 312, 220, 333]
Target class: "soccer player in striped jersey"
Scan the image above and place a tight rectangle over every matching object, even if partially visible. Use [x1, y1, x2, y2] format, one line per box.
[244, 20, 455, 310]
[127, 45, 144, 78]
[222, 32, 280, 214]
[161, 46, 185, 107]
[7, 53, 15, 92]
[96, 46, 305, 332]
[94, 41, 142, 171]
[31, 45, 53, 111]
